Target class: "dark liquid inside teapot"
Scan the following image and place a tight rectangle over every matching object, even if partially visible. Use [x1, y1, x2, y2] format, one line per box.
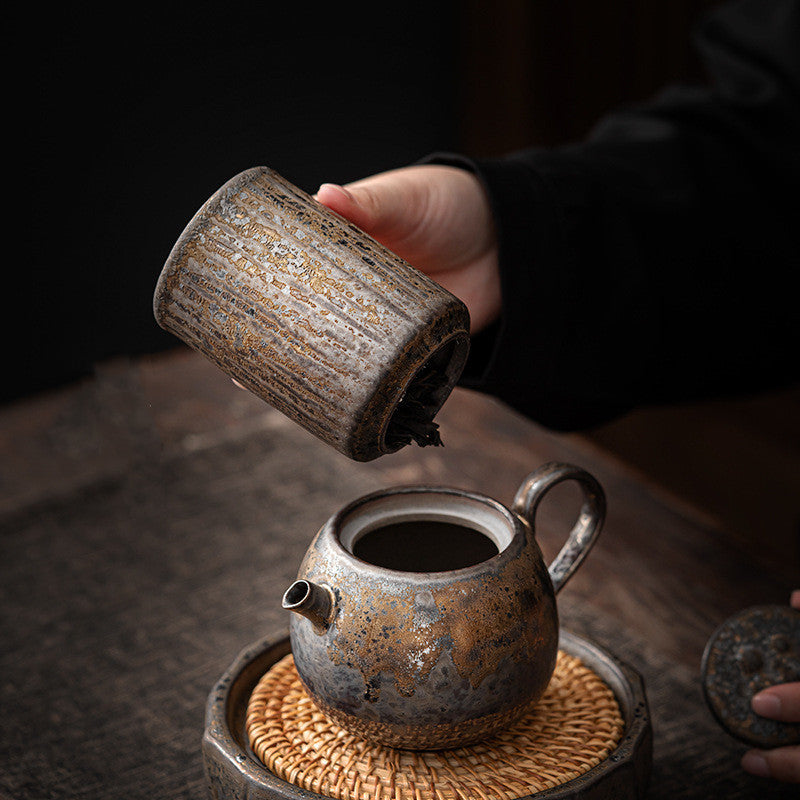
[352, 521, 499, 572]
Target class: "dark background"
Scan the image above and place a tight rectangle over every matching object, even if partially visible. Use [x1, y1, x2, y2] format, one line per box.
[28, 0, 719, 402]
[29, 2, 460, 400]
[26, 0, 798, 569]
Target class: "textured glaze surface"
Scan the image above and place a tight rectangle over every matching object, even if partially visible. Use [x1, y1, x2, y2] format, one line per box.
[702, 604, 800, 748]
[286, 464, 605, 749]
[153, 167, 470, 461]
[513, 463, 606, 593]
[291, 496, 557, 748]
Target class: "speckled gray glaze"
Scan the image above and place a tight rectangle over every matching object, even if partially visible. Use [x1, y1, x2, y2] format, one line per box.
[153, 166, 470, 461]
[702, 604, 800, 747]
[284, 462, 606, 749]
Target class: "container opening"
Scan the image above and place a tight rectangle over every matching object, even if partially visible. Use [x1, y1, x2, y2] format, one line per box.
[352, 520, 499, 572]
[384, 339, 459, 450]
[282, 580, 311, 607]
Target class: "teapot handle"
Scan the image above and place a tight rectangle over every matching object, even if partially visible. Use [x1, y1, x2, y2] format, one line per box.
[512, 462, 606, 594]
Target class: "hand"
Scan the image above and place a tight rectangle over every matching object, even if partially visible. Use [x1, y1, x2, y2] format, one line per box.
[741, 590, 800, 784]
[314, 165, 501, 333]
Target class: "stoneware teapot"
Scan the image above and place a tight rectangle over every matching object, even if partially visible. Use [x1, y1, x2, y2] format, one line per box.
[283, 462, 605, 749]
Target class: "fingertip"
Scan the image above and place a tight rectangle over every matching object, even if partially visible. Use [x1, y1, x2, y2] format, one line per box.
[315, 182, 351, 212]
[745, 746, 800, 784]
[315, 182, 359, 219]
[741, 750, 771, 778]
[790, 589, 800, 610]
[752, 690, 782, 719]
[315, 182, 373, 231]
[316, 182, 354, 202]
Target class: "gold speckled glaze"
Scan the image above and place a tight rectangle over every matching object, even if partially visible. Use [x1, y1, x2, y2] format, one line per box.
[153, 167, 470, 461]
[284, 463, 606, 749]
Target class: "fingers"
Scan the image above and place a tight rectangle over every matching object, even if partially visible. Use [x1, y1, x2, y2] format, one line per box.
[742, 745, 800, 783]
[743, 672, 800, 783]
[752, 683, 800, 723]
[315, 183, 376, 233]
[791, 589, 800, 610]
[314, 165, 495, 269]
[314, 166, 501, 332]
[315, 171, 429, 243]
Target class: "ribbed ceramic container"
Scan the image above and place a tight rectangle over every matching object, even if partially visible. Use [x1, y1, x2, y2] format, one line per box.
[153, 167, 470, 461]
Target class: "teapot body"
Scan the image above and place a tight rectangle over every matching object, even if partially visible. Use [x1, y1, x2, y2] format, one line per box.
[285, 464, 605, 749]
[287, 486, 558, 749]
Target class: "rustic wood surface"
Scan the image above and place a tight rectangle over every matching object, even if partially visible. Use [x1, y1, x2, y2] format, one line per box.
[1, 346, 796, 799]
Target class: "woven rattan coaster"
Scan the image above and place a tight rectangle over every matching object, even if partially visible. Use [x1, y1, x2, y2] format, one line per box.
[246, 650, 625, 800]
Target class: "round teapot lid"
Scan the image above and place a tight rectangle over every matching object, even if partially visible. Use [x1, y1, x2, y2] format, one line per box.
[701, 604, 800, 748]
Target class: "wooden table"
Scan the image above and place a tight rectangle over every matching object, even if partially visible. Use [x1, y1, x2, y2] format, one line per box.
[1, 347, 795, 799]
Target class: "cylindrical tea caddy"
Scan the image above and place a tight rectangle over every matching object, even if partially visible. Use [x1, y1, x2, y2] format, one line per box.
[153, 167, 470, 461]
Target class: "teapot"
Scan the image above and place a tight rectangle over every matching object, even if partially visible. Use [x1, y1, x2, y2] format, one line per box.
[283, 462, 605, 749]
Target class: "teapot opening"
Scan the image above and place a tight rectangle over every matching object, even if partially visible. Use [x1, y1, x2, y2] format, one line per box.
[338, 491, 515, 575]
[352, 520, 499, 572]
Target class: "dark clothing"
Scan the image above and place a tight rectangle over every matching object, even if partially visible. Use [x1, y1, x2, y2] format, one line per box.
[427, 0, 800, 431]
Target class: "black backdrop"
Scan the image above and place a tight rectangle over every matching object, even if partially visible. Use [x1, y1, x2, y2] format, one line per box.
[27, 3, 459, 402]
[27, 1, 724, 406]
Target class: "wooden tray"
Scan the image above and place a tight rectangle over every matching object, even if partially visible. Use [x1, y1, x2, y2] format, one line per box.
[203, 631, 652, 800]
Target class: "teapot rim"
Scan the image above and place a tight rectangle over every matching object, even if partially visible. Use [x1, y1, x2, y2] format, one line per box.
[318, 484, 530, 581]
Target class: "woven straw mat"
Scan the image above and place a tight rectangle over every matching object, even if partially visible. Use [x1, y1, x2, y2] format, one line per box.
[246, 650, 625, 800]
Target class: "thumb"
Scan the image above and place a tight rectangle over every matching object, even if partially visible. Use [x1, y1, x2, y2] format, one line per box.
[314, 182, 375, 232]
[315, 176, 425, 243]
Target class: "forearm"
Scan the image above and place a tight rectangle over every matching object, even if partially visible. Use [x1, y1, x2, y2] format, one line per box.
[424, 0, 800, 430]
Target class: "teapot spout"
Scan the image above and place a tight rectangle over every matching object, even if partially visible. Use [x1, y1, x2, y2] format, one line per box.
[282, 580, 335, 632]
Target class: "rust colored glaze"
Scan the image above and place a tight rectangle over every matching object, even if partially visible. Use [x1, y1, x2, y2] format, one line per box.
[702, 604, 800, 748]
[284, 463, 605, 749]
[322, 543, 555, 696]
[153, 167, 470, 461]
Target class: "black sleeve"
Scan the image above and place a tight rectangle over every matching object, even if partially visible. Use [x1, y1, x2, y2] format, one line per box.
[423, 0, 800, 431]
